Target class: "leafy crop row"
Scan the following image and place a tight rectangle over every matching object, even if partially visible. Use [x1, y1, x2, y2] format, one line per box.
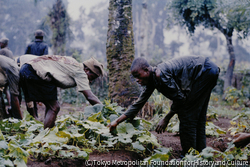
[1, 98, 250, 166]
[0, 101, 161, 166]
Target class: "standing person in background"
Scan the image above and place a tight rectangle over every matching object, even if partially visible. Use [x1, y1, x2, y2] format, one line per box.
[24, 29, 49, 117]
[25, 29, 48, 56]
[0, 37, 14, 109]
[108, 56, 220, 158]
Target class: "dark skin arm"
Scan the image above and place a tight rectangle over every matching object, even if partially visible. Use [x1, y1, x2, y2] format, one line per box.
[10, 94, 22, 119]
[4, 87, 11, 106]
[108, 114, 128, 132]
[107, 67, 160, 132]
[155, 110, 176, 134]
[80, 90, 102, 105]
[233, 133, 250, 148]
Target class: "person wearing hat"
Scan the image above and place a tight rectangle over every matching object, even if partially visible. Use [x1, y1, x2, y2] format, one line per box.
[0, 55, 22, 120]
[24, 29, 48, 56]
[0, 38, 14, 59]
[19, 55, 104, 129]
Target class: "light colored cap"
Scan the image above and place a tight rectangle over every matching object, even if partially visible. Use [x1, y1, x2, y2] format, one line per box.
[83, 57, 104, 76]
[35, 29, 44, 37]
[0, 38, 9, 44]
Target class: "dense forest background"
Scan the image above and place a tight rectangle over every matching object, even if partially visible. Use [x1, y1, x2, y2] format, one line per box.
[1, 0, 250, 102]
[1, 0, 250, 66]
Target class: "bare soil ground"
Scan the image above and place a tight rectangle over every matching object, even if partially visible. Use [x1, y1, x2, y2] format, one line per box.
[25, 103, 235, 167]
[151, 117, 233, 159]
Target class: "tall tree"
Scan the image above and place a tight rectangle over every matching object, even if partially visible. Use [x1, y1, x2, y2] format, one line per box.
[73, 2, 109, 62]
[106, 0, 140, 107]
[46, 0, 71, 55]
[168, 0, 250, 91]
[133, 0, 168, 63]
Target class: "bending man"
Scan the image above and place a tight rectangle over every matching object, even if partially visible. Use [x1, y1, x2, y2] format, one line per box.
[0, 55, 22, 119]
[108, 56, 220, 158]
[20, 55, 104, 129]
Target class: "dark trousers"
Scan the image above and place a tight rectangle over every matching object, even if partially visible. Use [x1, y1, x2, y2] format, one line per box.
[178, 58, 219, 156]
[19, 64, 57, 102]
[0, 91, 6, 119]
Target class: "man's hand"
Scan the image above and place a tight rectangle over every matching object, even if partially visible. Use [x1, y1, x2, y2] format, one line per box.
[155, 117, 169, 134]
[233, 133, 250, 148]
[155, 110, 176, 134]
[107, 114, 128, 132]
[107, 120, 118, 132]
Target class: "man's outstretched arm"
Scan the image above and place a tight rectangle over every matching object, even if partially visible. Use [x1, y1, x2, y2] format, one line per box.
[233, 133, 250, 148]
[10, 94, 22, 119]
[80, 90, 102, 105]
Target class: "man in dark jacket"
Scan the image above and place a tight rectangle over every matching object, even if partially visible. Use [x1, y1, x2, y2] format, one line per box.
[108, 56, 220, 158]
[25, 29, 48, 56]
[24, 29, 49, 117]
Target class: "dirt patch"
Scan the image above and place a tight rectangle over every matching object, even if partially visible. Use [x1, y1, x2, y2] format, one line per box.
[27, 150, 143, 167]
[151, 117, 233, 159]
[207, 117, 233, 152]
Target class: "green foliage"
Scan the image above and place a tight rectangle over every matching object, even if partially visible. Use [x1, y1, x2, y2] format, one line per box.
[228, 108, 250, 135]
[166, 115, 180, 134]
[224, 86, 249, 108]
[206, 122, 226, 137]
[0, 102, 165, 165]
[168, 0, 250, 90]
[46, 0, 72, 55]
[148, 91, 171, 116]
[179, 145, 250, 162]
[207, 105, 219, 121]
[145, 144, 250, 165]
[1, 94, 250, 165]
[216, 0, 250, 38]
[168, 0, 216, 33]
[144, 147, 172, 163]
[168, 0, 250, 36]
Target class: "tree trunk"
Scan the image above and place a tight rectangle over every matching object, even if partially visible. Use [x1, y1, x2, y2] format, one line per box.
[140, 2, 148, 58]
[134, 8, 140, 57]
[106, 0, 140, 107]
[223, 34, 235, 91]
[48, 0, 68, 55]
